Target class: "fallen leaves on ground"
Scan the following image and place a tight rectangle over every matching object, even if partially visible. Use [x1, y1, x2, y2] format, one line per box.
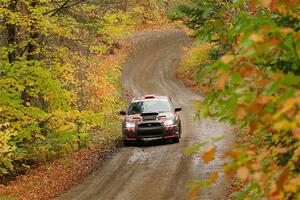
[201, 145, 216, 164]
[0, 143, 117, 200]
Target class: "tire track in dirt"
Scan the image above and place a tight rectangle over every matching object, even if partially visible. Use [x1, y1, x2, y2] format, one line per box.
[55, 29, 234, 200]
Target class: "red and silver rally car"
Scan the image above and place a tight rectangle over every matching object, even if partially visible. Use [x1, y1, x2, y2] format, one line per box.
[120, 95, 182, 146]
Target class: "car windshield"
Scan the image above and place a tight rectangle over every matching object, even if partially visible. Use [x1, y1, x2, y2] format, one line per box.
[128, 99, 172, 115]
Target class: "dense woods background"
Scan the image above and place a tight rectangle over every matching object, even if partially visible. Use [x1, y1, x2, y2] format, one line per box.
[169, 0, 300, 199]
[2, 0, 300, 199]
[0, 0, 171, 179]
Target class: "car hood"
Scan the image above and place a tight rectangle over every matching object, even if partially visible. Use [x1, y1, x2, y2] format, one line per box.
[126, 112, 175, 123]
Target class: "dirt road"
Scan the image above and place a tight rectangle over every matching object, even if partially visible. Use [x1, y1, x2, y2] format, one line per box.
[56, 29, 234, 200]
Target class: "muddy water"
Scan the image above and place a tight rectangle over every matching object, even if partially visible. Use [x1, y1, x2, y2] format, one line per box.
[56, 29, 234, 200]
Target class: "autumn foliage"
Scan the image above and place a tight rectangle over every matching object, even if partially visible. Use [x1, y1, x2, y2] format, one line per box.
[0, 0, 169, 180]
[171, 0, 300, 199]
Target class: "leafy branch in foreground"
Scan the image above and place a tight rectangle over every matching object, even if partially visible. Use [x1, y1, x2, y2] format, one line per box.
[171, 0, 300, 199]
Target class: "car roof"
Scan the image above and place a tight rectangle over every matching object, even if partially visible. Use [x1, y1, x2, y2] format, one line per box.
[132, 95, 171, 102]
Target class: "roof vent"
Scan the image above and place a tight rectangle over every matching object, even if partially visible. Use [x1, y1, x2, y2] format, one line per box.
[144, 95, 155, 99]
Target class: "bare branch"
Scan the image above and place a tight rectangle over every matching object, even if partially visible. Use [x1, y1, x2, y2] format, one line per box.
[43, 0, 85, 17]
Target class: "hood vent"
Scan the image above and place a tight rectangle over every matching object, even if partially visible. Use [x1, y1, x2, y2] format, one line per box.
[141, 112, 158, 121]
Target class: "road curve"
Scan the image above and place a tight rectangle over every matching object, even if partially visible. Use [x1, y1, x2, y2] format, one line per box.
[56, 29, 234, 200]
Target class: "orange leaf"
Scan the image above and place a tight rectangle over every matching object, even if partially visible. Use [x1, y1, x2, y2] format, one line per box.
[261, 0, 272, 7]
[251, 163, 262, 171]
[225, 167, 234, 178]
[251, 172, 262, 180]
[257, 94, 273, 105]
[280, 27, 293, 34]
[249, 122, 257, 135]
[201, 145, 216, 164]
[237, 166, 249, 181]
[236, 106, 247, 120]
[240, 66, 253, 77]
[251, 0, 257, 12]
[188, 186, 200, 200]
[271, 180, 278, 194]
[257, 150, 271, 162]
[277, 168, 290, 190]
[257, 78, 270, 89]
[210, 171, 219, 184]
[215, 72, 230, 90]
[250, 102, 263, 113]
[221, 55, 235, 64]
[292, 128, 300, 139]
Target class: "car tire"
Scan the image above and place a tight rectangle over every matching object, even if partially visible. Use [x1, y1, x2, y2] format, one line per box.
[123, 141, 131, 146]
[172, 137, 179, 143]
[179, 123, 182, 138]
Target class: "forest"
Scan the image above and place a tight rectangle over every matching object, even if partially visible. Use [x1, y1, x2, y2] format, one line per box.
[0, 0, 168, 178]
[1, 0, 300, 199]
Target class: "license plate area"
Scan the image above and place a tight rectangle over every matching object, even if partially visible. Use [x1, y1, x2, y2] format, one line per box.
[141, 136, 163, 141]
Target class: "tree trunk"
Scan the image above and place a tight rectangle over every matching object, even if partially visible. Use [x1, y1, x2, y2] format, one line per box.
[7, 1, 18, 63]
[27, 0, 39, 61]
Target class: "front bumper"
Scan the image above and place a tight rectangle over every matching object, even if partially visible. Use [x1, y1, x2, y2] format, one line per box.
[122, 123, 179, 141]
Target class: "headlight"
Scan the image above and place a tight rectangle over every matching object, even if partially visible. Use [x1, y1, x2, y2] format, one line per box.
[126, 122, 136, 128]
[164, 119, 174, 126]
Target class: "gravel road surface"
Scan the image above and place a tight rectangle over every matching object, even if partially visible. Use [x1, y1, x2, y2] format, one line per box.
[56, 29, 234, 200]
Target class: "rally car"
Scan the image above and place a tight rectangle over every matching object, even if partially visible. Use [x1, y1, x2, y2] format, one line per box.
[119, 95, 182, 146]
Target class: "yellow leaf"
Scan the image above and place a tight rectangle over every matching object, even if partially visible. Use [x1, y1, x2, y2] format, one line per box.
[237, 166, 249, 181]
[250, 33, 264, 42]
[210, 171, 219, 184]
[284, 175, 300, 193]
[273, 119, 290, 131]
[35, 133, 45, 140]
[273, 98, 298, 119]
[181, 46, 189, 52]
[293, 147, 300, 156]
[201, 145, 216, 164]
[274, 147, 289, 154]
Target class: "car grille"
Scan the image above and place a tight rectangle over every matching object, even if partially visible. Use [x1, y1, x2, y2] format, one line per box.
[138, 123, 161, 128]
[138, 129, 162, 136]
[137, 123, 162, 136]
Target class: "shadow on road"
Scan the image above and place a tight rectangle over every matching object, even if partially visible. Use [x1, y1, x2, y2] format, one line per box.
[122, 139, 176, 148]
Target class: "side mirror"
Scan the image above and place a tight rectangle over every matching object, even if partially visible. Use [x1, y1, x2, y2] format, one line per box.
[175, 107, 182, 112]
[119, 111, 126, 115]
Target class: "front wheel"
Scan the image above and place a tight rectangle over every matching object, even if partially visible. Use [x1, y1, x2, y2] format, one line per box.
[172, 137, 179, 143]
[123, 141, 131, 146]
